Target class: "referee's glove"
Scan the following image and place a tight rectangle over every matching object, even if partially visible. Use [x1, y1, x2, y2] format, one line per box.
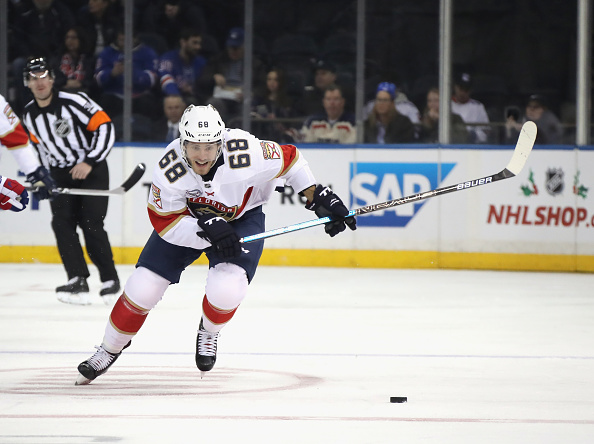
[26, 166, 59, 201]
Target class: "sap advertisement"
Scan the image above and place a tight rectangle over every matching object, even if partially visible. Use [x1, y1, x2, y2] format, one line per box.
[1, 144, 592, 258]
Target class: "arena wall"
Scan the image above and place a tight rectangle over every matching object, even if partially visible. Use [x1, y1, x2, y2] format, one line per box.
[1, 143, 592, 272]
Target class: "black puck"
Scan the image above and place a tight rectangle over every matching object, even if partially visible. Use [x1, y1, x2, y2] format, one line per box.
[390, 396, 407, 403]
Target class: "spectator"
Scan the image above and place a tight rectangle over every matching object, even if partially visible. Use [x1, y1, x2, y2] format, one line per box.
[363, 81, 421, 138]
[451, 72, 490, 143]
[295, 59, 337, 116]
[197, 27, 266, 123]
[364, 82, 415, 144]
[10, 0, 76, 113]
[152, 95, 186, 143]
[420, 87, 468, 144]
[75, 0, 120, 56]
[251, 68, 296, 142]
[158, 28, 207, 105]
[50, 26, 96, 95]
[94, 26, 160, 121]
[297, 84, 356, 144]
[10, 0, 75, 62]
[504, 94, 563, 145]
[141, 0, 208, 51]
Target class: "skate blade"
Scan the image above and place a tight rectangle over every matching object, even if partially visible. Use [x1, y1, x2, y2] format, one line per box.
[75, 373, 92, 385]
[57, 292, 91, 306]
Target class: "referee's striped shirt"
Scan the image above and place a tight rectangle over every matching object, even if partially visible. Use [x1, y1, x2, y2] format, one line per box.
[22, 90, 115, 168]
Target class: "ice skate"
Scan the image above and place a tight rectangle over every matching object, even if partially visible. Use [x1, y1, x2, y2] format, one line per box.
[75, 341, 130, 385]
[56, 277, 90, 305]
[99, 279, 120, 305]
[195, 319, 219, 377]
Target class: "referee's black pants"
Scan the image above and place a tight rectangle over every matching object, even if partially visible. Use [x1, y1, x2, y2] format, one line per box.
[49, 161, 119, 283]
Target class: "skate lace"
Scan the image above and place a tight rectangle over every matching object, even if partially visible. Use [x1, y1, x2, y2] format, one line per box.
[197, 328, 219, 357]
[87, 346, 116, 371]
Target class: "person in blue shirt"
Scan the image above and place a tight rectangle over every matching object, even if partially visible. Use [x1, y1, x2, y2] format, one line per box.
[158, 28, 207, 105]
[94, 25, 160, 120]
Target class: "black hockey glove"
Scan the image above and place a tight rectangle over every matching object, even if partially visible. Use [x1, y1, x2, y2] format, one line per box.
[197, 214, 241, 260]
[305, 185, 357, 237]
[26, 166, 58, 201]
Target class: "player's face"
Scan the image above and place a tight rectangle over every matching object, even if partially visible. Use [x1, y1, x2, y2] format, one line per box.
[27, 70, 54, 101]
[184, 141, 220, 175]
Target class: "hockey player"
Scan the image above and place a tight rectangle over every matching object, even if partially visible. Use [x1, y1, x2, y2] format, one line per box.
[0, 93, 57, 206]
[76, 104, 356, 385]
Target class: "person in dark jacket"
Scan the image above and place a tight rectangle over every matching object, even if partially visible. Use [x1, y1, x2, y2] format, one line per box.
[504, 94, 563, 145]
[419, 87, 469, 144]
[364, 82, 414, 144]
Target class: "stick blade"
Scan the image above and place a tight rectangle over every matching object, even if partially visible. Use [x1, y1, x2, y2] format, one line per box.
[120, 163, 146, 191]
[505, 121, 537, 176]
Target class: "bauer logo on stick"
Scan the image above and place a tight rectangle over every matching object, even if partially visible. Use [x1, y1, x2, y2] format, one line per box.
[456, 177, 492, 190]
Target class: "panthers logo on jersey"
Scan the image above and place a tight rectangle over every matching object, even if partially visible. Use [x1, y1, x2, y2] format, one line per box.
[187, 197, 239, 221]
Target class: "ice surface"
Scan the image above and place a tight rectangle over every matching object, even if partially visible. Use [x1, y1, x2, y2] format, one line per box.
[1, 264, 593, 443]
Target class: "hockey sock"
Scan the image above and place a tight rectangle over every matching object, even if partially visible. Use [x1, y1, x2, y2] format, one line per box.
[102, 293, 150, 351]
[202, 295, 238, 332]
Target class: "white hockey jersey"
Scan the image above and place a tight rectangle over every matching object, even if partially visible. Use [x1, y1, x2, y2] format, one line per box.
[148, 127, 316, 250]
[0, 94, 41, 175]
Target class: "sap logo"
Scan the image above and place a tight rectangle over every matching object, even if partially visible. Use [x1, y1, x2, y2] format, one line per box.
[350, 162, 456, 227]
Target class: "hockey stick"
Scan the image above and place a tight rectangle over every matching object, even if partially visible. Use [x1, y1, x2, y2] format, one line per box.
[27, 163, 146, 197]
[240, 121, 537, 244]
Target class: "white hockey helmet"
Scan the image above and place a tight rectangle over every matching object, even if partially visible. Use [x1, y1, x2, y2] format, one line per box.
[179, 104, 225, 166]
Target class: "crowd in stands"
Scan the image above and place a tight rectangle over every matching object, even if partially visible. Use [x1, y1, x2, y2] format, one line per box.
[6, 0, 568, 145]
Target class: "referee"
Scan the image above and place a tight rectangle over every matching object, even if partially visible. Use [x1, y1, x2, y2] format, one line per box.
[22, 57, 120, 306]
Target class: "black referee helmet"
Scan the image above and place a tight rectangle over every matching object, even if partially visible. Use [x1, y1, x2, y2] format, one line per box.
[23, 56, 54, 87]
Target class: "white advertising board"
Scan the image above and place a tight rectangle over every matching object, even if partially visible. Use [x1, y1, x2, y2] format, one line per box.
[1, 144, 592, 261]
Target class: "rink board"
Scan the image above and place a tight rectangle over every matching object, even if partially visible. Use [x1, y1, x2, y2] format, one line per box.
[1, 143, 592, 271]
